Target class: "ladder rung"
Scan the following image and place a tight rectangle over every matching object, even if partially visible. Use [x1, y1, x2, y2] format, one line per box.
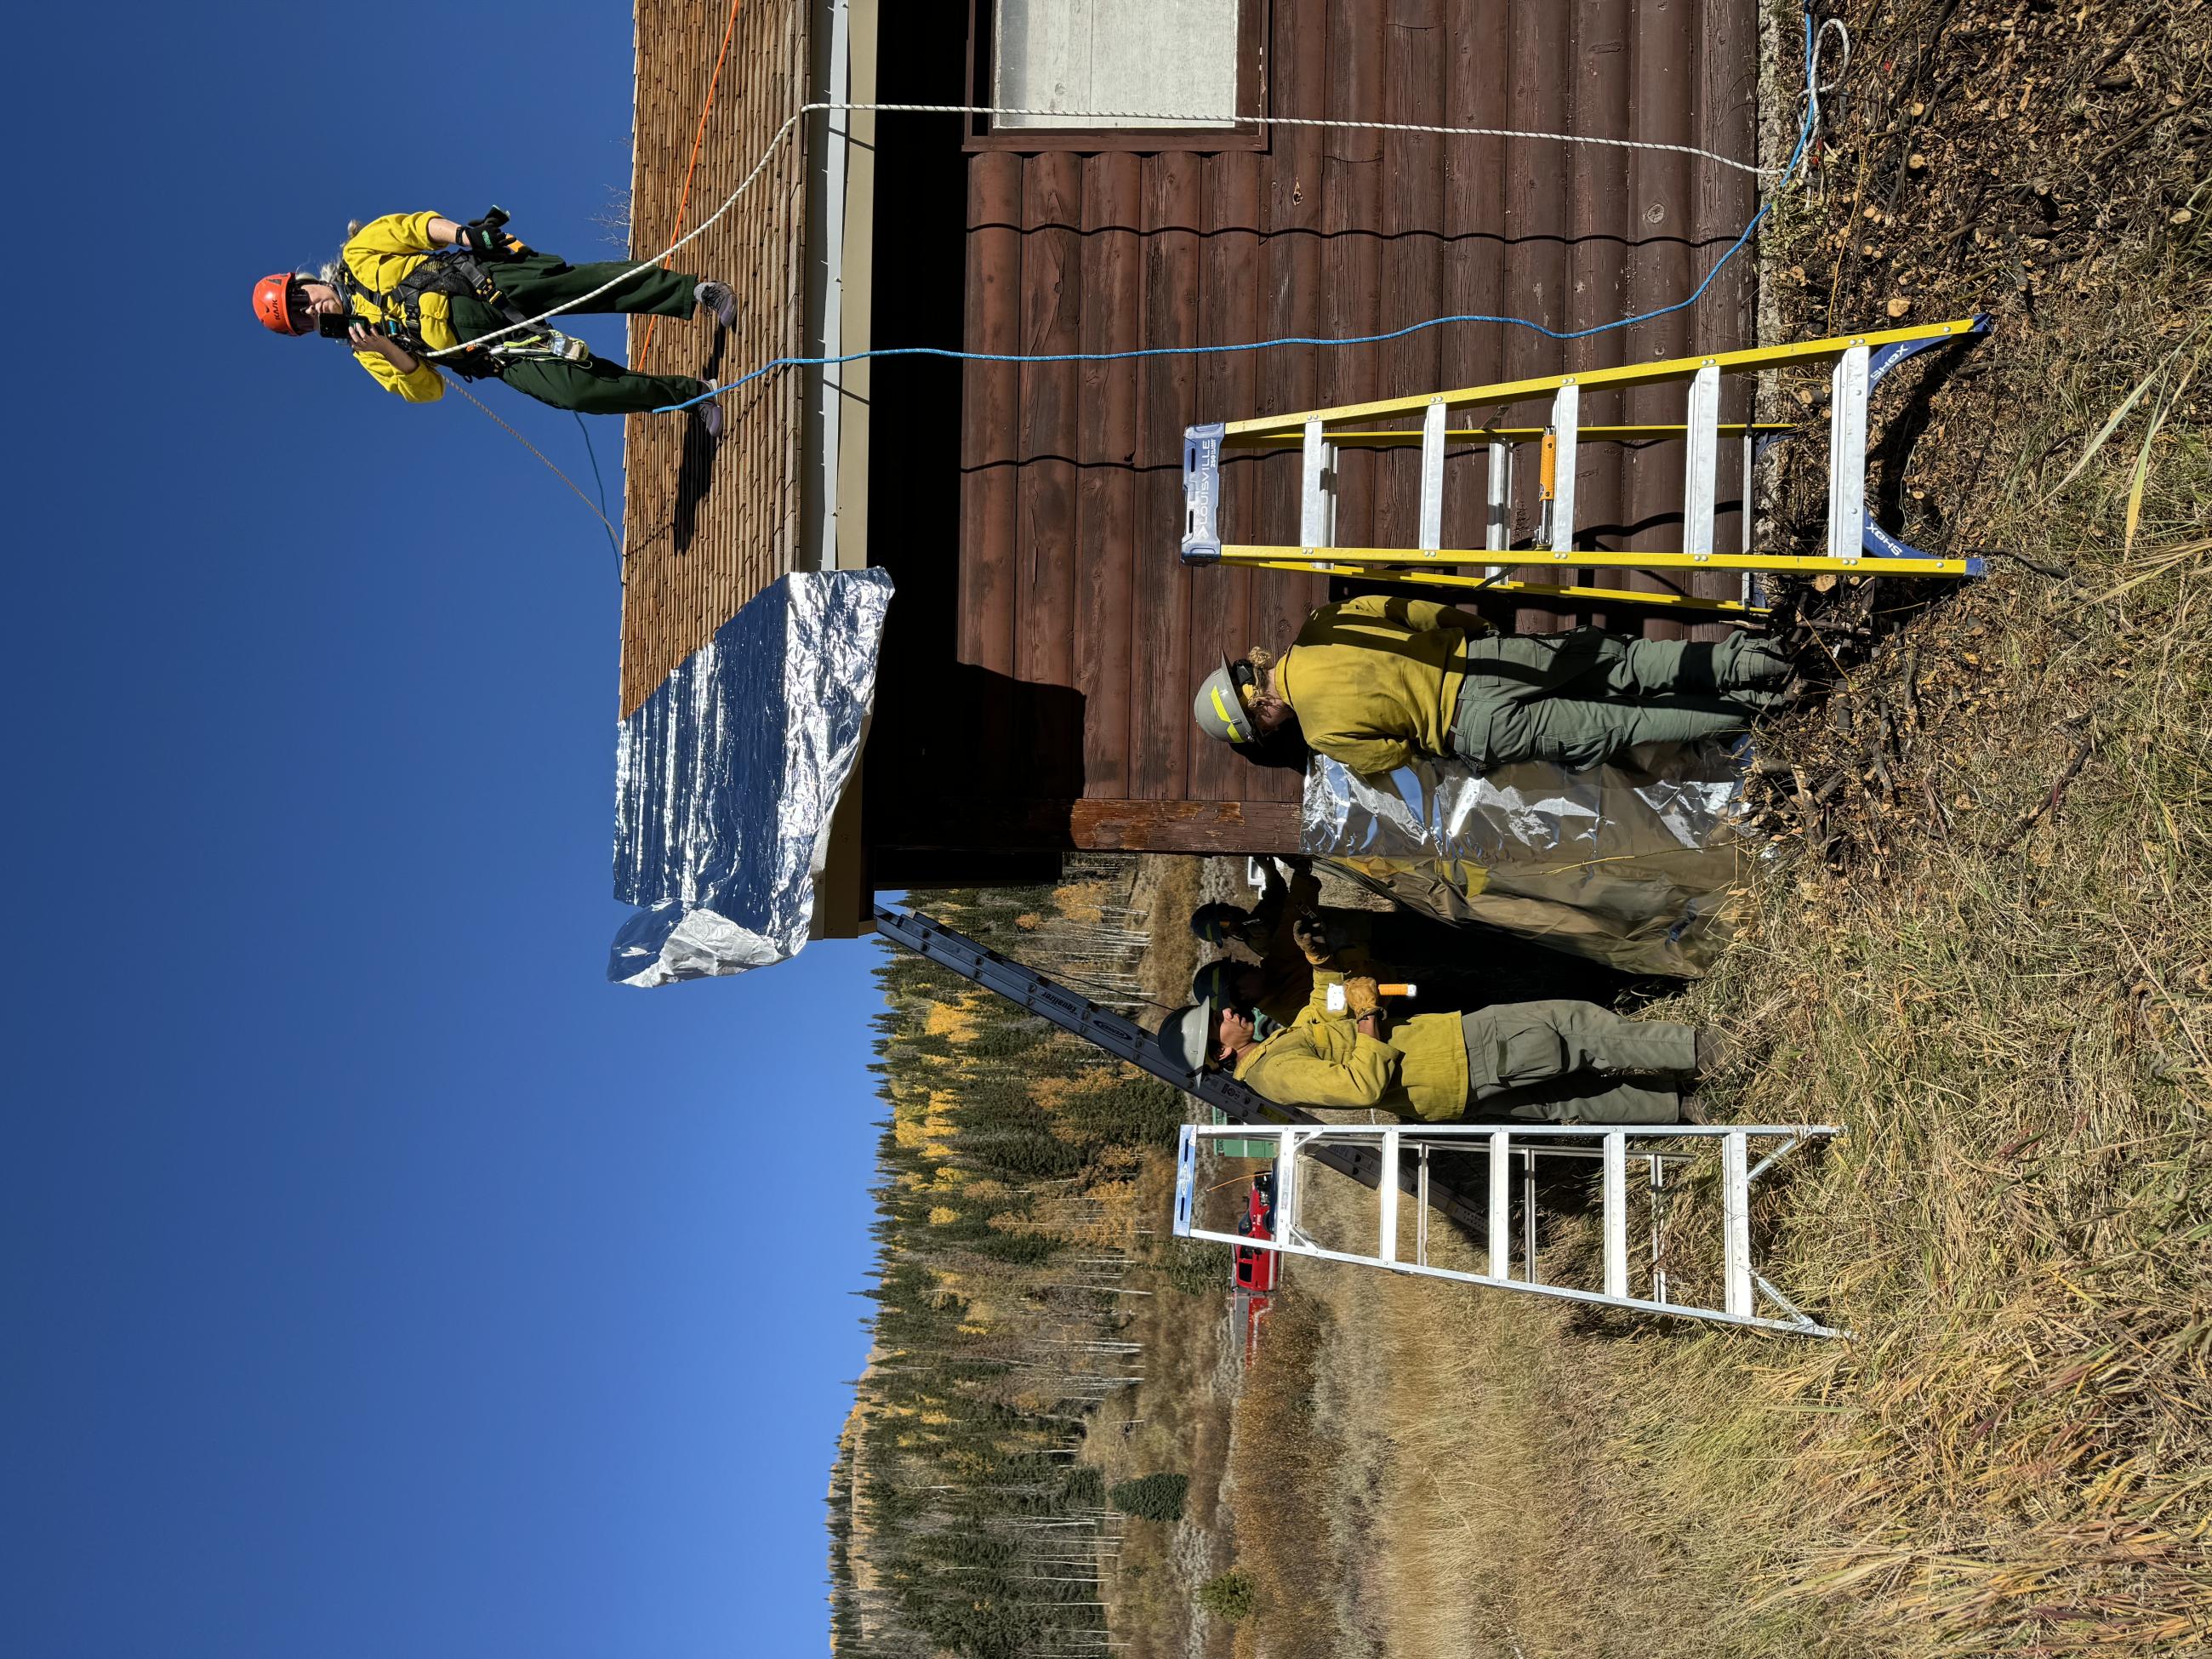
[1722, 1130, 1753, 1320]
[1485, 441, 1511, 559]
[1417, 401, 1445, 553]
[1378, 1128, 1400, 1264]
[1416, 1147, 1430, 1268]
[1549, 383, 1579, 555]
[1488, 1129, 1511, 1280]
[1299, 418, 1327, 548]
[1827, 343, 1870, 561]
[1602, 1132, 1628, 1298]
[1683, 362, 1721, 561]
[1740, 427, 1756, 559]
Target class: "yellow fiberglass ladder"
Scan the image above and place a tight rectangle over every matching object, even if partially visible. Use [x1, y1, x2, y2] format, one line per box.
[1179, 316, 1991, 618]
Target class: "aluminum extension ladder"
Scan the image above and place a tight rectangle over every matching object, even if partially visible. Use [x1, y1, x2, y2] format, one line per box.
[1174, 1119, 1846, 1337]
[870, 904, 1492, 1235]
[1180, 316, 1990, 618]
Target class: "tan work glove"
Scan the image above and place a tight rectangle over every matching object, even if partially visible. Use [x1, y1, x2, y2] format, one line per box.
[1292, 914, 1334, 966]
[1341, 976, 1382, 1018]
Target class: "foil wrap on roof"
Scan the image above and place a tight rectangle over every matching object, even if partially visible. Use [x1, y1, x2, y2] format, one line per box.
[608, 569, 893, 986]
[1303, 739, 1754, 977]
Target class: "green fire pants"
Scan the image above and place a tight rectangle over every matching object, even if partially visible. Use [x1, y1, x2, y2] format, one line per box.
[448, 253, 708, 416]
[1449, 629, 1793, 771]
[1460, 1001, 1694, 1124]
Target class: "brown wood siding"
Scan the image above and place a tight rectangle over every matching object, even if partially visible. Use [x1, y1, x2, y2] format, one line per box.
[952, 0, 1760, 849]
[619, 0, 811, 718]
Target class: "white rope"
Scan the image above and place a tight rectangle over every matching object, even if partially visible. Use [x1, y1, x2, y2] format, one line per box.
[429, 101, 1776, 359]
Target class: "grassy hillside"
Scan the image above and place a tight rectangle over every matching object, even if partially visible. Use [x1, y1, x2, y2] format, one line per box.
[828, 872, 1224, 1658]
[1185, 4, 2212, 1654]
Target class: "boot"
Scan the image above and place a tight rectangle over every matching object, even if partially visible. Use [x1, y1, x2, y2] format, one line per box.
[1691, 1026, 1728, 1078]
[694, 280, 738, 330]
[693, 395, 724, 443]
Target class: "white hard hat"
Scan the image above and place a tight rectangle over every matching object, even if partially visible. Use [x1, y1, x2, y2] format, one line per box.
[1157, 1002, 1217, 1073]
[1191, 656, 1256, 746]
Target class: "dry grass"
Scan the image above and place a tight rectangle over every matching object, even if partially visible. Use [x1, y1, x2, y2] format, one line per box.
[1292, 173, 2212, 1659]
[1181, 7, 2212, 1647]
[1221, 1296, 1347, 1659]
[1086, 1145, 1241, 1659]
[1134, 855, 1207, 1021]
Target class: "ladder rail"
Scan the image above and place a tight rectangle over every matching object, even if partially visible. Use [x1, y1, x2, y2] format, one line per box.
[1177, 1217, 1844, 1338]
[1228, 422, 1795, 448]
[1221, 317, 1982, 435]
[875, 904, 1493, 1236]
[1217, 545, 1983, 578]
[1219, 559, 1768, 617]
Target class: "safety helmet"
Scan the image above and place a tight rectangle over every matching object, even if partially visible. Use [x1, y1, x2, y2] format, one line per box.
[254, 272, 308, 335]
[1188, 902, 1250, 947]
[1190, 959, 1247, 1008]
[1156, 1002, 1217, 1074]
[1191, 656, 1256, 746]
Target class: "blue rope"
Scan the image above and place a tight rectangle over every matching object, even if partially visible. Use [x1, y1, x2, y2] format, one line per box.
[572, 413, 621, 558]
[656, 10, 1820, 417]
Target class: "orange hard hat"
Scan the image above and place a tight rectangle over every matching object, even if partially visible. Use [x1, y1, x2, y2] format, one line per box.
[254, 272, 307, 334]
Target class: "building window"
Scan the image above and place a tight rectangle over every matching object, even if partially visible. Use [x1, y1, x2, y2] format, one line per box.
[968, 0, 1268, 151]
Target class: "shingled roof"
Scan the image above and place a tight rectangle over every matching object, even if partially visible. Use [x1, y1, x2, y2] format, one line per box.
[619, 0, 812, 718]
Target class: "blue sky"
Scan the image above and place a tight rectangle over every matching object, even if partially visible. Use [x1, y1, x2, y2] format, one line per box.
[5, 7, 884, 1655]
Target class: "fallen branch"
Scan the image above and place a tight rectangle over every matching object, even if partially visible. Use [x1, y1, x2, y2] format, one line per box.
[1990, 729, 2097, 852]
[1978, 548, 2073, 579]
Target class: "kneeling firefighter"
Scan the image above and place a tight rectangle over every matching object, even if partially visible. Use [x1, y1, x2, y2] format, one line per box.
[1160, 971, 1722, 1126]
[1192, 593, 1798, 776]
[252, 210, 737, 436]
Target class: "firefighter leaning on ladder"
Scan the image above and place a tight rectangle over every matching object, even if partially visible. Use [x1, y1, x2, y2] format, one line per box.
[251, 211, 737, 439]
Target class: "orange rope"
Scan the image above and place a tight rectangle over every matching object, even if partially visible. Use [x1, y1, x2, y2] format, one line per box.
[636, 0, 745, 373]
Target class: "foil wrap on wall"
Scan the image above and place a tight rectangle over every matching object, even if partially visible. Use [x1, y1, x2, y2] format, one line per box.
[608, 569, 893, 987]
[1303, 740, 1754, 978]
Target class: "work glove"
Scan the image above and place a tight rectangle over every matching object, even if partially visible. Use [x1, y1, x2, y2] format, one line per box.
[1341, 976, 1382, 1019]
[1292, 914, 1334, 966]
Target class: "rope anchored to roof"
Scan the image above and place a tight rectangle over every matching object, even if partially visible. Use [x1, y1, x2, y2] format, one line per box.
[431, 99, 1790, 360]
[655, 4, 1831, 414]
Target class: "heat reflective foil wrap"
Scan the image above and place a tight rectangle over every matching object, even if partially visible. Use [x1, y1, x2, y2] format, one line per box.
[1303, 739, 1753, 978]
[607, 569, 894, 987]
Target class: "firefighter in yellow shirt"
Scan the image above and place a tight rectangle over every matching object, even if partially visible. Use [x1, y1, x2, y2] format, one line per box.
[1159, 972, 1718, 1125]
[1190, 594, 1795, 774]
[253, 211, 735, 437]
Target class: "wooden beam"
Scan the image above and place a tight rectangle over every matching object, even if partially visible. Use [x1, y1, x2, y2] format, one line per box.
[876, 798, 1303, 854]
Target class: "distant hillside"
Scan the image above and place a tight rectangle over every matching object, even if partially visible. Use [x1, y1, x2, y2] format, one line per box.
[828, 869, 1193, 1658]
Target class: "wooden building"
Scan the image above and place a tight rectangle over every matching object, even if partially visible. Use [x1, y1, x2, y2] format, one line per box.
[623, 0, 1765, 930]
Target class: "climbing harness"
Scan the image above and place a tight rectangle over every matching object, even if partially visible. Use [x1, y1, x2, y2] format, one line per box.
[334, 208, 590, 379]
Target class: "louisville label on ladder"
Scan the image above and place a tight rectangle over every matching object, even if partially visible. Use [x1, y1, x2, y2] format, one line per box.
[1174, 1120, 1847, 1338]
[1180, 317, 1990, 617]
